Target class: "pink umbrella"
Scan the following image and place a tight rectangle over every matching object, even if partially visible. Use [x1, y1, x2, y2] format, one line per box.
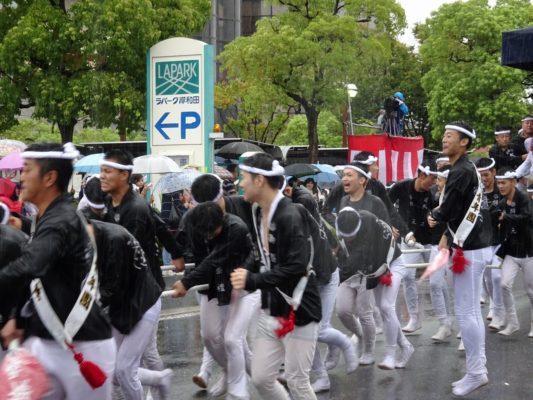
[0, 153, 23, 170]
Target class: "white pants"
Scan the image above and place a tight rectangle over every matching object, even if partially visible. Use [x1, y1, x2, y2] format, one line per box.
[252, 311, 318, 400]
[26, 337, 116, 400]
[484, 247, 505, 322]
[428, 245, 453, 323]
[501, 255, 533, 325]
[196, 293, 216, 378]
[400, 241, 428, 322]
[113, 299, 161, 400]
[312, 269, 355, 374]
[454, 247, 491, 376]
[373, 257, 410, 354]
[200, 290, 261, 399]
[335, 273, 375, 355]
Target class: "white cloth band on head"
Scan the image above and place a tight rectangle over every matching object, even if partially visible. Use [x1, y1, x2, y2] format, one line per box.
[476, 158, 496, 172]
[527, 187, 533, 193]
[99, 159, 134, 170]
[495, 171, 517, 180]
[356, 155, 378, 165]
[417, 165, 438, 176]
[445, 124, 476, 139]
[86, 198, 105, 210]
[494, 130, 511, 135]
[21, 142, 80, 160]
[0, 202, 9, 225]
[437, 170, 449, 179]
[435, 157, 449, 164]
[336, 207, 362, 238]
[239, 160, 285, 176]
[343, 165, 371, 179]
[521, 117, 533, 122]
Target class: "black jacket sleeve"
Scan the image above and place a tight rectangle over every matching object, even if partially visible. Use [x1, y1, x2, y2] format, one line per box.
[151, 208, 181, 259]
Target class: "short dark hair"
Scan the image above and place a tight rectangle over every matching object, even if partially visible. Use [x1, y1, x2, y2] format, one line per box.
[25, 143, 73, 192]
[242, 153, 284, 189]
[188, 201, 224, 238]
[496, 166, 514, 178]
[191, 174, 222, 203]
[417, 159, 437, 176]
[103, 149, 134, 177]
[353, 151, 376, 163]
[131, 174, 144, 184]
[447, 120, 474, 148]
[475, 157, 495, 170]
[84, 177, 106, 205]
[438, 164, 451, 173]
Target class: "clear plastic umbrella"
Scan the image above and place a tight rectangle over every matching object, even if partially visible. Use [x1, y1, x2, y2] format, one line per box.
[133, 155, 182, 174]
[0, 139, 27, 157]
[153, 169, 203, 194]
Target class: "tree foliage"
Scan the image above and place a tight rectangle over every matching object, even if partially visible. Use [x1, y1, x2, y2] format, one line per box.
[417, 0, 533, 145]
[218, 0, 406, 162]
[276, 111, 343, 147]
[0, 0, 210, 143]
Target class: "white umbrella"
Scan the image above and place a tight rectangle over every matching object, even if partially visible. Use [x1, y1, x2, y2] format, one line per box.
[132, 155, 182, 174]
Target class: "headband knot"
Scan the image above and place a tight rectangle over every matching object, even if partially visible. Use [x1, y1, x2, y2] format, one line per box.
[21, 142, 80, 161]
[239, 159, 285, 176]
[445, 124, 476, 139]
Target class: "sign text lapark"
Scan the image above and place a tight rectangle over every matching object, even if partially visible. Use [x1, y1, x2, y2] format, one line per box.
[155, 60, 199, 96]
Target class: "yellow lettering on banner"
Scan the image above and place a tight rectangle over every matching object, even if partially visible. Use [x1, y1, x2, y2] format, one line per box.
[79, 292, 92, 310]
[466, 212, 476, 223]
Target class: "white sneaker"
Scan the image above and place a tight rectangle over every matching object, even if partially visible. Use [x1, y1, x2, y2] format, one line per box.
[324, 346, 341, 370]
[395, 343, 414, 369]
[401, 320, 421, 334]
[311, 374, 330, 393]
[192, 371, 210, 389]
[157, 369, 173, 400]
[498, 324, 519, 336]
[457, 339, 464, 352]
[452, 374, 467, 387]
[488, 317, 504, 331]
[208, 374, 227, 397]
[359, 353, 375, 365]
[431, 324, 452, 342]
[343, 336, 359, 374]
[529, 323, 533, 338]
[377, 355, 396, 370]
[452, 373, 488, 396]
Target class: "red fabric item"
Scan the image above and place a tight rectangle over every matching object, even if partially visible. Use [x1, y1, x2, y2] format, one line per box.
[275, 307, 295, 338]
[347, 135, 424, 184]
[0, 195, 22, 214]
[67, 343, 107, 389]
[379, 271, 393, 287]
[0, 178, 16, 198]
[451, 246, 470, 274]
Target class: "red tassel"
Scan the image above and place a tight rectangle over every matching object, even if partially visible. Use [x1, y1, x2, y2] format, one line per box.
[67, 343, 107, 389]
[379, 271, 393, 287]
[451, 246, 470, 274]
[275, 307, 295, 338]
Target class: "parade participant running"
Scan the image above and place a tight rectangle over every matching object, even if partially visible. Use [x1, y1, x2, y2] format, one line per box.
[231, 153, 322, 400]
[494, 168, 533, 337]
[475, 158, 505, 330]
[0, 142, 116, 399]
[428, 122, 493, 396]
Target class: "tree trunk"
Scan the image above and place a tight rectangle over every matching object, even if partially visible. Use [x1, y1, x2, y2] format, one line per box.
[306, 107, 319, 163]
[58, 121, 76, 144]
[119, 127, 127, 142]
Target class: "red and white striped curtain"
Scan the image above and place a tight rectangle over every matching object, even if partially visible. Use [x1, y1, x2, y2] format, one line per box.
[347, 135, 424, 184]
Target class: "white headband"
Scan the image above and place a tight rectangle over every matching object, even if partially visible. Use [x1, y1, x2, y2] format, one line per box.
[476, 158, 496, 172]
[521, 117, 533, 122]
[495, 171, 517, 180]
[0, 202, 9, 225]
[437, 170, 449, 179]
[99, 159, 134, 170]
[417, 165, 438, 176]
[336, 207, 362, 238]
[527, 187, 533, 193]
[445, 124, 476, 139]
[86, 198, 106, 210]
[21, 142, 80, 160]
[435, 157, 449, 164]
[356, 155, 378, 165]
[343, 165, 371, 179]
[494, 130, 511, 135]
[239, 160, 285, 176]
[191, 174, 224, 205]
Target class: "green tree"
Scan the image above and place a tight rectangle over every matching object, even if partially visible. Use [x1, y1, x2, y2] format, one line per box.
[218, 0, 406, 162]
[417, 0, 533, 145]
[0, 0, 210, 143]
[277, 111, 343, 147]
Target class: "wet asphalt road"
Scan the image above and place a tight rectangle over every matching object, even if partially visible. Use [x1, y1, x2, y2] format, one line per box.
[153, 275, 533, 400]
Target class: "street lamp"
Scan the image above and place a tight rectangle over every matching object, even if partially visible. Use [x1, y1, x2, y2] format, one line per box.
[346, 83, 358, 136]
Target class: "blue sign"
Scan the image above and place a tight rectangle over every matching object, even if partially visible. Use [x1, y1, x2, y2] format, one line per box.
[155, 111, 201, 140]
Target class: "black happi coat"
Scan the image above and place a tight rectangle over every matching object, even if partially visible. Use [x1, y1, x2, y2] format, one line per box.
[388, 179, 438, 245]
[0, 225, 28, 328]
[340, 192, 390, 223]
[430, 155, 492, 250]
[244, 197, 322, 326]
[489, 144, 523, 170]
[0, 195, 111, 341]
[180, 213, 256, 305]
[337, 211, 401, 288]
[367, 178, 408, 235]
[91, 220, 161, 334]
[496, 190, 533, 259]
[486, 188, 503, 247]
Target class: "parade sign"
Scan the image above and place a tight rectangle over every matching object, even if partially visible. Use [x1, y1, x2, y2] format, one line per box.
[147, 38, 214, 169]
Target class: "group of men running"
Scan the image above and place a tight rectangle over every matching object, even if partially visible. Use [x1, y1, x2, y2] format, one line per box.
[0, 116, 532, 399]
